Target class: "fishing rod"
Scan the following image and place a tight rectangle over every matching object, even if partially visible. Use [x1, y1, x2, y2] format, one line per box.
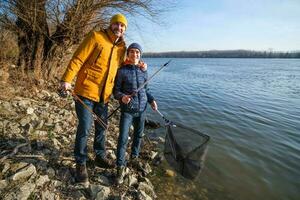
[70, 90, 108, 129]
[61, 89, 108, 130]
[107, 59, 172, 119]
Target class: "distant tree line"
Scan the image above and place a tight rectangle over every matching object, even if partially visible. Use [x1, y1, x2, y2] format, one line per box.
[143, 50, 300, 58]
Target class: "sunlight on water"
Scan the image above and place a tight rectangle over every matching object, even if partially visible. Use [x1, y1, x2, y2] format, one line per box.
[144, 58, 300, 200]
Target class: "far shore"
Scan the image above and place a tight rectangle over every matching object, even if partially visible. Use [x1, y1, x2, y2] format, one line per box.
[143, 50, 300, 59]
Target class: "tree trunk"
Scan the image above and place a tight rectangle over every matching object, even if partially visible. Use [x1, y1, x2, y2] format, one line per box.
[16, 0, 50, 80]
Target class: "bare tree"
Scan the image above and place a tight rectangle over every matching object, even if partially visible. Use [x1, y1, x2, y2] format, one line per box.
[0, 0, 171, 80]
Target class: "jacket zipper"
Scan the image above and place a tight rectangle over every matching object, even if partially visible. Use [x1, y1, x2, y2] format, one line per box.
[134, 66, 140, 111]
[99, 43, 115, 102]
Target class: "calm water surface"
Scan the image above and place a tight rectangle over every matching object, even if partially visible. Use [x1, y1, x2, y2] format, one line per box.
[144, 58, 300, 200]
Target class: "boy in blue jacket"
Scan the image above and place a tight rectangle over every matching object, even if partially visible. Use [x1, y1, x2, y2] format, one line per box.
[113, 43, 157, 184]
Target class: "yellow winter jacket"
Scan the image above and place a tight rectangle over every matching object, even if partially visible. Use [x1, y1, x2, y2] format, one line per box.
[61, 29, 126, 103]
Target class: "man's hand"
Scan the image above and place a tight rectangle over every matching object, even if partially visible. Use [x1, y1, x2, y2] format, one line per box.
[60, 82, 71, 91]
[121, 95, 131, 104]
[58, 82, 71, 98]
[139, 61, 147, 71]
[151, 100, 158, 111]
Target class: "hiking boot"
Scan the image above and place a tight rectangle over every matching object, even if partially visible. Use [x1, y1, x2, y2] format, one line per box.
[130, 156, 143, 170]
[116, 166, 126, 185]
[95, 156, 115, 169]
[75, 164, 89, 183]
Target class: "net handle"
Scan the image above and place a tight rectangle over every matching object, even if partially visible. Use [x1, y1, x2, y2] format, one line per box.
[156, 109, 176, 127]
[156, 109, 210, 141]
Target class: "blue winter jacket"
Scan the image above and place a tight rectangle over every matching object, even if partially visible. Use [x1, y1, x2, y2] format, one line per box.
[113, 64, 155, 113]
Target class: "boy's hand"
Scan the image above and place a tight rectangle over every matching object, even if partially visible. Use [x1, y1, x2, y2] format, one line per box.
[139, 61, 147, 71]
[121, 95, 131, 104]
[151, 101, 158, 111]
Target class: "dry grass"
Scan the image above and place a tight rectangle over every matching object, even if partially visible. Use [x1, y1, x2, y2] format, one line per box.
[0, 61, 59, 101]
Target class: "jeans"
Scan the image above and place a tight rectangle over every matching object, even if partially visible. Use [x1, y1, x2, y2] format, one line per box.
[74, 96, 108, 164]
[116, 111, 146, 167]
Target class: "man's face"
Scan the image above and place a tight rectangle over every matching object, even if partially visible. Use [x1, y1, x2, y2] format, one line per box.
[127, 48, 140, 65]
[111, 22, 126, 37]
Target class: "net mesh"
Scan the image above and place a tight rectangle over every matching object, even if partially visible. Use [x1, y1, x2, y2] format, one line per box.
[164, 122, 210, 180]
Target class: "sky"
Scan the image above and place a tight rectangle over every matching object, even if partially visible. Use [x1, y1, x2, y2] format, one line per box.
[125, 0, 300, 52]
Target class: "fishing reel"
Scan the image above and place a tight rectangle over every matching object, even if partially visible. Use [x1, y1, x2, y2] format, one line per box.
[57, 88, 69, 98]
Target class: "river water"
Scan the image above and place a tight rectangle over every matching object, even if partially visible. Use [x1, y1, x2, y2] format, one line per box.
[143, 58, 300, 200]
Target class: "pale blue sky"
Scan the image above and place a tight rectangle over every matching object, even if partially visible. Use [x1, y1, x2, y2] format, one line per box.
[125, 0, 300, 52]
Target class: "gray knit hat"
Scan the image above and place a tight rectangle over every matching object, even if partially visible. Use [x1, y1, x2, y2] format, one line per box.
[127, 43, 142, 55]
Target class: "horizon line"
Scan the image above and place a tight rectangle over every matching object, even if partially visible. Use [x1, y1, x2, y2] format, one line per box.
[143, 49, 300, 54]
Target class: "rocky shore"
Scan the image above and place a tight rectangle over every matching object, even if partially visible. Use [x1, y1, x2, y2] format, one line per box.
[0, 83, 166, 200]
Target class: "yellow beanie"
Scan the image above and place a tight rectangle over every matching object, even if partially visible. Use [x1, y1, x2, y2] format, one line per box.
[110, 14, 128, 28]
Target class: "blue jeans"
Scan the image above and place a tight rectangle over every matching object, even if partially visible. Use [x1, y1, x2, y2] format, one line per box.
[117, 111, 146, 167]
[74, 96, 108, 164]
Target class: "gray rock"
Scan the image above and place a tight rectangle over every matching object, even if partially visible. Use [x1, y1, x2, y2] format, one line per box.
[36, 175, 50, 187]
[57, 167, 72, 182]
[45, 118, 54, 125]
[107, 149, 116, 160]
[138, 190, 152, 200]
[52, 138, 61, 149]
[150, 151, 158, 160]
[39, 110, 49, 119]
[53, 123, 63, 134]
[36, 120, 45, 129]
[41, 189, 55, 200]
[7, 122, 21, 134]
[2, 101, 13, 110]
[5, 182, 36, 200]
[2, 162, 10, 174]
[94, 175, 111, 186]
[41, 90, 51, 97]
[42, 148, 52, 155]
[35, 160, 49, 173]
[9, 163, 36, 181]
[142, 163, 152, 175]
[90, 184, 111, 200]
[61, 136, 70, 144]
[158, 137, 165, 143]
[60, 159, 73, 167]
[46, 167, 56, 178]
[71, 189, 87, 200]
[29, 113, 39, 121]
[142, 178, 154, 189]
[107, 140, 117, 149]
[125, 174, 138, 187]
[138, 182, 156, 199]
[96, 188, 111, 200]
[34, 130, 48, 137]
[26, 107, 35, 114]
[20, 116, 31, 126]
[2, 119, 9, 129]
[50, 180, 63, 188]
[0, 179, 8, 189]
[44, 102, 50, 108]
[49, 113, 57, 120]
[0, 121, 3, 130]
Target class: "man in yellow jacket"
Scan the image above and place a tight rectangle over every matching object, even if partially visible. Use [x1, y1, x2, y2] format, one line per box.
[60, 14, 132, 184]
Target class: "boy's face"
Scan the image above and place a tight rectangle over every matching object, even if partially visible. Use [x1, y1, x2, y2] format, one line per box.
[127, 48, 140, 65]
